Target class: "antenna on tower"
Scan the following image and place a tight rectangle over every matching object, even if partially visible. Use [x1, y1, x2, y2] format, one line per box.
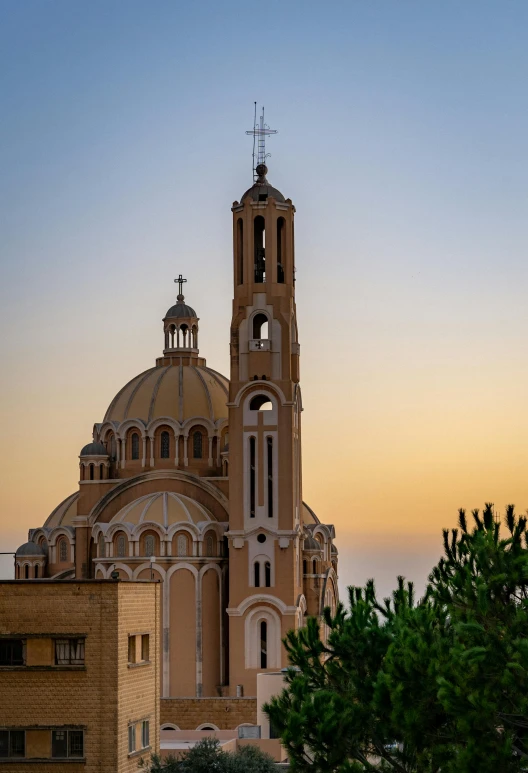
[246, 103, 278, 181]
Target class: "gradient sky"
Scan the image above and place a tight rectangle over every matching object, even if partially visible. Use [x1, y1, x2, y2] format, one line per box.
[1, 0, 527, 600]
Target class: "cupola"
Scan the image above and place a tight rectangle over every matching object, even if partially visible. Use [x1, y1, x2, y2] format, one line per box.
[158, 275, 205, 366]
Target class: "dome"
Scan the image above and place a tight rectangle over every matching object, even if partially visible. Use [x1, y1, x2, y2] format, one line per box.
[165, 300, 197, 319]
[104, 364, 228, 424]
[16, 541, 46, 557]
[80, 441, 108, 457]
[44, 493, 78, 528]
[110, 491, 215, 528]
[302, 502, 320, 525]
[303, 535, 322, 551]
[241, 164, 285, 203]
[331, 544, 338, 555]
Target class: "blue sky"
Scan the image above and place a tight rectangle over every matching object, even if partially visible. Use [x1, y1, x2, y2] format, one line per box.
[1, 0, 527, 599]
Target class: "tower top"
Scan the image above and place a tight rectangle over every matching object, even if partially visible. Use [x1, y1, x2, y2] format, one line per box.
[245, 103, 277, 181]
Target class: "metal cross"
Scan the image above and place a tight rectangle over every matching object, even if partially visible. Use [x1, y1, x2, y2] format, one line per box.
[174, 274, 187, 296]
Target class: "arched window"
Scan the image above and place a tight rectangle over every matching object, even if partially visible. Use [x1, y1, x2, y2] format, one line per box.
[267, 436, 273, 518]
[34, 564, 39, 579]
[254, 215, 266, 283]
[237, 218, 244, 285]
[249, 394, 272, 411]
[265, 561, 271, 588]
[249, 437, 256, 518]
[193, 432, 203, 459]
[98, 534, 105, 558]
[99, 463, 104, 480]
[24, 565, 29, 579]
[145, 535, 155, 557]
[254, 561, 260, 588]
[89, 464, 94, 481]
[117, 535, 126, 558]
[277, 217, 286, 283]
[177, 534, 187, 557]
[260, 621, 267, 668]
[303, 559, 307, 575]
[59, 540, 68, 563]
[312, 558, 317, 575]
[252, 313, 269, 340]
[131, 433, 140, 460]
[206, 535, 214, 557]
[161, 431, 170, 459]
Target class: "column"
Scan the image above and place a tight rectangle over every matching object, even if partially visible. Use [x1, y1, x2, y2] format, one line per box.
[120, 438, 126, 469]
[149, 436, 154, 467]
[142, 437, 147, 468]
[208, 436, 213, 467]
[183, 435, 188, 467]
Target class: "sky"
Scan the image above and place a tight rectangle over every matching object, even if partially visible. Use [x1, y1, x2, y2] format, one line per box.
[1, 0, 527, 601]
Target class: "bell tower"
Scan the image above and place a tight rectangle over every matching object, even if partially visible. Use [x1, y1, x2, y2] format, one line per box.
[226, 149, 304, 695]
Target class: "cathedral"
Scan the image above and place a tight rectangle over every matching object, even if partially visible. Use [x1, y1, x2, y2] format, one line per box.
[15, 161, 339, 720]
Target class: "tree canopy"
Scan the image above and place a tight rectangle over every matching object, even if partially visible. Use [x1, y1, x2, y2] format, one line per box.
[139, 737, 277, 773]
[265, 504, 528, 772]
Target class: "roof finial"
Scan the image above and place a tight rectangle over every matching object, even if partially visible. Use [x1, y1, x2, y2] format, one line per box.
[246, 103, 278, 181]
[174, 274, 187, 302]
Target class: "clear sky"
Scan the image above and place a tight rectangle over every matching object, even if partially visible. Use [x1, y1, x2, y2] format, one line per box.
[1, 0, 527, 600]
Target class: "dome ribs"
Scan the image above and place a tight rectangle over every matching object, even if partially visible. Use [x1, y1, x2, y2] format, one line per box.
[148, 366, 172, 423]
[192, 366, 214, 421]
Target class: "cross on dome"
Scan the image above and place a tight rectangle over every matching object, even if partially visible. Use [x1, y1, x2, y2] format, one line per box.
[174, 273, 187, 302]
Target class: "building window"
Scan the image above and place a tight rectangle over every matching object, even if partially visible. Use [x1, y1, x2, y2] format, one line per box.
[24, 564, 29, 579]
[98, 534, 105, 558]
[131, 432, 140, 460]
[177, 534, 187, 557]
[59, 539, 68, 563]
[260, 621, 267, 669]
[128, 725, 135, 754]
[254, 562, 260, 588]
[0, 639, 24, 666]
[145, 535, 155, 557]
[141, 634, 150, 662]
[141, 720, 150, 749]
[52, 730, 84, 758]
[55, 638, 85, 665]
[265, 561, 271, 588]
[193, 431, 203, 459]
[161, 431, 170, 459]
[99, 463, 104, 479]
[206, 535, 214, 557]
[249, 436, 256, 517]
[0, 730, 25, 758]
[117, 534, 126, 557]
[267, 436, 273, 518]
[128, 636, 136, 664]
[34, 565, 39, 579]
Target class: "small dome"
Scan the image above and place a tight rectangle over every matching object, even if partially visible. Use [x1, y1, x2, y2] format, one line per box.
[44, 493, 78, 528]
[110, 492, 214, 528]
[16, 541, 46, 557]
[303, 535, 322, 551]
[331, 544, 338, 555]
[165, 298, 197, 319]
[241, 164, 285, 203]
[80, 442, 108, 457]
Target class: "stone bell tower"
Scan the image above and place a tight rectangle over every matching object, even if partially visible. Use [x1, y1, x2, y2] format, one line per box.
[226, 160, 304, 695]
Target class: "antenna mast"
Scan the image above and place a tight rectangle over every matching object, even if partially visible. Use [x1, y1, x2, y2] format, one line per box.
[246, 104, 278, 180]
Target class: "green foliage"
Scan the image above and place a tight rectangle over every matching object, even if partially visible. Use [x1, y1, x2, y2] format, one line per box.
[265, 504, 528, 773]
[138, 736, 276, 773]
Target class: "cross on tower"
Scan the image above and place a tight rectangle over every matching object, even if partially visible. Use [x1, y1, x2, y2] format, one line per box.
[174, 274, 187, 298]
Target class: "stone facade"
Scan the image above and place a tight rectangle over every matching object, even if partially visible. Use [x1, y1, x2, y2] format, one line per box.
[0, 580, 160, 771]
[160, 698, 257, 731]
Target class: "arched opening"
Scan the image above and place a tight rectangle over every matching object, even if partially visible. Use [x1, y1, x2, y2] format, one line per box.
[131, 433, 140, 460]
[249, 394, 272, 411]
[267, 436, 273, 518]
[161, 431, 170, 459]
[89, 464, 94, 481]
[145, 535, 155, 557]
[116, 534, 127, 558]
[254, 215, 266, 283]
[59, 539, 68, 563]
[24, 565, 29, 579]
[265, 561, 271, 587]
[237, 218, 244, 285]
[180, 324, 189, 348]
[99, 463, 104, 480]
[312, 558, 317, 574]
[254, 561, 260, 587]
[252, 313, 269, 340]
[176, 533, 188, 557]
[260, 621, 267, 668]
[277, 217, 286, 283]
[205, 534, 215, 557]
[98, 534, 105, 558]
[34, 564, 39, 579]
[193, 431, 203, 459]
[303, 559, 307, 575]
[249, 437, 256, 518]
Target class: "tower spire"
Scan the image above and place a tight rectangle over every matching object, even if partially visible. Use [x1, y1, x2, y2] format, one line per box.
[246, 103, 278, 181]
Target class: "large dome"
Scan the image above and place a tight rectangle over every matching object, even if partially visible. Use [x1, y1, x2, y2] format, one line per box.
[110, 492, 215, 527]
[104, 364, 228, 424]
